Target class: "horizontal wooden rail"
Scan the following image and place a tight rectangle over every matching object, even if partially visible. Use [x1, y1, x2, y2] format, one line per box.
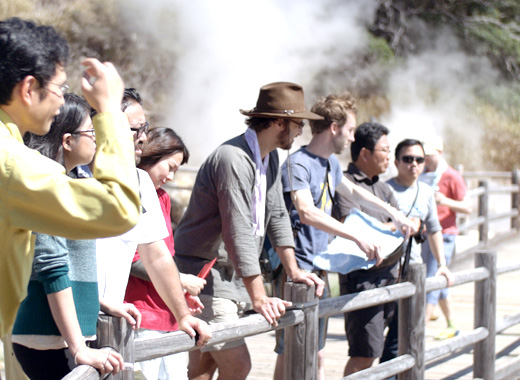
[342, 354, 415, 380]
[497, 262, 520, 275]
[458, 216, 485, 233]
[462, 171, 512, 179]
[425, 267, 489, 293]
[136, 309, 303, 361]
[496, 313, 520, 334]
[496, 355, 520, 380]
[424, 327, 488, 362]
[318, 282, 416, 319]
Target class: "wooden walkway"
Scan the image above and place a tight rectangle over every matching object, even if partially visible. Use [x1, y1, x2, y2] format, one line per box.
[246, 232, 520, 380]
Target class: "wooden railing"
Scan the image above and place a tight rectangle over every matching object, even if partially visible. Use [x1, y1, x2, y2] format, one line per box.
[63, 250, 520, 380]
[456, 169, 520, 253]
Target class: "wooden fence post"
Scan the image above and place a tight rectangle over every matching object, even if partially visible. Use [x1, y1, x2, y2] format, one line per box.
[398, 263, 425, 380]
[478, 180, 489, 245]
[283, 282, 318, 380]
[93, 315, 135, 380]
[474, 250, 497, 379]
[512, 169, 519, 232]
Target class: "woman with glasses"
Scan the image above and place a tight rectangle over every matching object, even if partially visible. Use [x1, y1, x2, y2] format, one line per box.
[124, 127, 205, 380]
[11, 94, 125, 379]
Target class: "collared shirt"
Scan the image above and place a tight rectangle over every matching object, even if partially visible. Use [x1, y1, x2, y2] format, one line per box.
[333, 163, 398, 223]
[0, 108, 140, 337]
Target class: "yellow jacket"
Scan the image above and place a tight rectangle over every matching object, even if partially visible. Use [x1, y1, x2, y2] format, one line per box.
[0, 108, 140, 337]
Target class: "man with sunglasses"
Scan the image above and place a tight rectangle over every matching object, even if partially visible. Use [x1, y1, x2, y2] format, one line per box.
[0, 18, 141, 374]
[383, 139, 454, 374]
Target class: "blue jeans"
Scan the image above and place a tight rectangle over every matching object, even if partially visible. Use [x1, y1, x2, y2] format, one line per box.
[421, 234, 456, 305]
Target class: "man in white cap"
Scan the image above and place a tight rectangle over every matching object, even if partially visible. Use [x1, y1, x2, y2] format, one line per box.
[174, 82, 325, 380]
[420, 136, 472, 339]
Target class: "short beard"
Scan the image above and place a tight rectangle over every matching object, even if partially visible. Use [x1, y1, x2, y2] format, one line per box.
[277, 121, 292, 150]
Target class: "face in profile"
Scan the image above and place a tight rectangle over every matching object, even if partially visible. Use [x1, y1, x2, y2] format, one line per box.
[124, 102, 147, 165]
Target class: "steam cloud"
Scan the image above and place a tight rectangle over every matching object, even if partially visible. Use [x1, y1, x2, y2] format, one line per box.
[121, 0, 497, 171]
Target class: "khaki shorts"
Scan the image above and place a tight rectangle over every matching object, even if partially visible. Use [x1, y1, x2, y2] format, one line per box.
[198, 294, 246, 352]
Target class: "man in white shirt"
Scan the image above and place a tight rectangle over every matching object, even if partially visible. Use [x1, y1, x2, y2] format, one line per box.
[96, 88, 211, 346]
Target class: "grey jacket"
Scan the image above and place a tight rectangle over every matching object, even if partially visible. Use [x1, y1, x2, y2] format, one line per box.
[175, 134, 294, 301]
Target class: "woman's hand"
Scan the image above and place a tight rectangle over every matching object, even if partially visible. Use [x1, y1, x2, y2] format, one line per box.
[74, 346, 124, 377]
[99, 300, 142, 330]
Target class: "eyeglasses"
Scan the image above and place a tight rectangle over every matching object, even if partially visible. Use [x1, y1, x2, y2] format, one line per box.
[44, 82, 69, 97]
[130, 122, 149, 137]
[401, 155, 425, 164]
[71, 129, 96, 138]
[373, 148, 391, 155]
[290, 119, 305, 128]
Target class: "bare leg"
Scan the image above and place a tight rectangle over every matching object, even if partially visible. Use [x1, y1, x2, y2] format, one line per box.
[188, 350, 218, 380]
[343, 356, 375, 376]
[438, 298, 452, 324]
[317, 349, 325, 380]
[209, 344, 251, 380]
[273, 353, 284, 380]
[425, 303, 436, 325]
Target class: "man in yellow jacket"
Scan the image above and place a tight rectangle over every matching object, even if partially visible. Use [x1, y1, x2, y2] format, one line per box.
[0, 17, 141, 340]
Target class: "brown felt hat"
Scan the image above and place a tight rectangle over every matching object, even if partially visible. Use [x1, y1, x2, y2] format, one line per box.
[240, 82, 323, 120]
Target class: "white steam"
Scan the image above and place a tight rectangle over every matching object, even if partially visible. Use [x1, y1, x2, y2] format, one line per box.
[120, 1, 498, 170]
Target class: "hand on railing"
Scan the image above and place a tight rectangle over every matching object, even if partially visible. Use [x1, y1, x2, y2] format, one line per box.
[252, 296, 292, 327]
[177, 314, 212, 347]
[74, 346, 124, 377]
[436, 265, 455, 286]
[99, 299, 142, 330]
[290, 271, 325, 297]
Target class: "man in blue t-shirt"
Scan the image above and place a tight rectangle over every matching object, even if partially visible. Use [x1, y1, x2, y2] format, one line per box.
[274, 93, 417, 380]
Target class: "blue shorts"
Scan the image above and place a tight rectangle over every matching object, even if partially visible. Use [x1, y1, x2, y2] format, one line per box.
[421, 234, 456, 305]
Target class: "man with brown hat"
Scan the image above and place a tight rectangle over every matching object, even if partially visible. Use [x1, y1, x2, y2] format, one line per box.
[174, 82, 325, 380]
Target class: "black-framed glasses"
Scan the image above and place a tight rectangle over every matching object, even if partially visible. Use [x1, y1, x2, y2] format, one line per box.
[44, 81, 69, 97]
[130, 122, 149, 137]
[401, 155, 425, 164]
[71, 129, 96, 138]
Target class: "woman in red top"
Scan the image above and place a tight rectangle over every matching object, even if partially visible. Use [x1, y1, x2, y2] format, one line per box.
[124, 127, 205, 380]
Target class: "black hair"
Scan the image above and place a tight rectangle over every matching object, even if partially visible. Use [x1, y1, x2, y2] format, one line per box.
[351, 122, 390, 161]
[121, 88, 143, 111]
[138, 127, 190, 169]
[394, 139, 425, 160]
[25, 93, 90, 165]
[0, 17, 69, 105]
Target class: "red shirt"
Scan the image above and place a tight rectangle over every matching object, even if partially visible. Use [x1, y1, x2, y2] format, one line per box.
[437, 166, 467, 235]
[124, 188, 178, 331]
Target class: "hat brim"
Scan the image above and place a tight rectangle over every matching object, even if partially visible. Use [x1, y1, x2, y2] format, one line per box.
[239, 109, 323, 120]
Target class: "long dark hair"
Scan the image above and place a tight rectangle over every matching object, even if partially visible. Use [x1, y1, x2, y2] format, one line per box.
[138, 127, 190, 169]
[25, 93, 90, 165]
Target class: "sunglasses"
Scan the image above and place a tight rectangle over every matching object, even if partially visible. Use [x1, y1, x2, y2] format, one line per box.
[400, 155, 425, 164]
[130, 122, 149, 137]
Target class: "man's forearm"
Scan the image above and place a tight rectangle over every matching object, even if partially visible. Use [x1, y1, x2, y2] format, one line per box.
[275, 246, 302, 279]
[130, 259, 151, 282]
[427, 231, 447, 267]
